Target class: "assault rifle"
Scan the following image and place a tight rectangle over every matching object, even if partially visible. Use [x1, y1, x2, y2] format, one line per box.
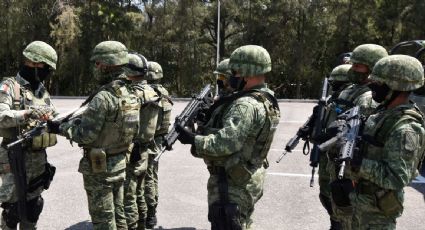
[276, 78, 330, 187]
[154, 84, 213, 161]
[319, 106, 361, 179]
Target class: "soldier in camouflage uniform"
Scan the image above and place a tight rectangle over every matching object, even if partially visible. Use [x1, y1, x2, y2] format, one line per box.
[140, 61, 172, 229]
[123, 53, 160, 230]
[327, 44, 388, 230]
[347, 55, 425, 229]
[318, 64, 352, 230]
[48, 41, 140, 230]
[176, 45, 280, 229]
[0, 41, 58, 230]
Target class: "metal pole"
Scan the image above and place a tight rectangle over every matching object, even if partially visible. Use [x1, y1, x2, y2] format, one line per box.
[215, 0, 221, 96]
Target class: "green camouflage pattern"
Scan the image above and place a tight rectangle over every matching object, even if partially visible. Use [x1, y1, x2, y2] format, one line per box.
[349, 102, 425, 229]
[150, 84, 172, 136]
[90, 41, 129, 66]
[0, 75, 57, 228]
[214, 58, 231, 76]
[369, 55, 425, 91]
[83, 169, 127, 230]
[228, 45, 271, 77]
[145, 62, 163, 80]
[194, 85, 279, 228]
[337, 84, 378, 116]
[59, 73, 139, 230]
[350, 44, 388, 69]
[142, 153, 159, 223]
[329, 64, 352, 82]
[125, 53, 148, 77]
[124, 146, 148, 229]
[23, 41, 58, 69]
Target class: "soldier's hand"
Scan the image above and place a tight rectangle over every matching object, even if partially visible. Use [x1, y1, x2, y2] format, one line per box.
[176, 124, 195, 145]
[26, 107, 52, 121]
[47, 120, 61, 134]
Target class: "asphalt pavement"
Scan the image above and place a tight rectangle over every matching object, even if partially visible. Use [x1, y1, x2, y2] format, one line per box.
[26, 99, 425, 229]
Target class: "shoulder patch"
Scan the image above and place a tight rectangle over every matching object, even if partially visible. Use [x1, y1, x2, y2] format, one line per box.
[0, 83, 11, 95]
[403, 131, 418, 153]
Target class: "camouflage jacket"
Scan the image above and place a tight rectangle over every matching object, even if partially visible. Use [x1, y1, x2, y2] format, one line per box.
[338, 83, 377, 117]
[194, 84, 280, 172]
[352, 102, 425, 216]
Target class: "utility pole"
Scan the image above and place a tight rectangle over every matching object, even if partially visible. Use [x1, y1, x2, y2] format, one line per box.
[215, 0, 221, 96]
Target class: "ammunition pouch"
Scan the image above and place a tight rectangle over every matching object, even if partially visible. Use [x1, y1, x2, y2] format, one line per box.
[375, 190, 402, 217]
[330, 179, 354, 207]
[31, 133, 57, 150]
[208, 202, 242, 230]
[86, 148, 107, 173]
[27, 163, 56, 193]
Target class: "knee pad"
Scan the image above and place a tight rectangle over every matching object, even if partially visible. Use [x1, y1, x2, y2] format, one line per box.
[26, 196, 44, 223]
[1, 202, 19, 228]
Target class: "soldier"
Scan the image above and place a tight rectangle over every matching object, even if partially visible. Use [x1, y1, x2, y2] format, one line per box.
[0, 41, 58, 230]
[48, 41, 140, 230]
[176, 45, 280, 229]
[123, 53, 160, 230]
[348, 55, 425, 229]
[318, 64, 352, 230]
[214, 58, 233, 98]
[327, 44, 388, 229]
[140, 61, 173, 230]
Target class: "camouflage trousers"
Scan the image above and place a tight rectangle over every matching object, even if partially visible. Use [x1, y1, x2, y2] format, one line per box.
[349, 193, 397, 230]
[327, 151, 353, 230]
[139, 154, 159, 225]
[83, 170, 127, 230]
[207, 166, 266, 230]
[124, 150, 148, 230]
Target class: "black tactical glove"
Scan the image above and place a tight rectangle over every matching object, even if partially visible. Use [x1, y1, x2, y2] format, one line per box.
[47, 120, 61, 134]
[176, 124, 195, 145]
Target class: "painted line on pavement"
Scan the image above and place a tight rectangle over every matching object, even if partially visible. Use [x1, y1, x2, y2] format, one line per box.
[279, 120, 306, 124]
[268, 172, 425, 184]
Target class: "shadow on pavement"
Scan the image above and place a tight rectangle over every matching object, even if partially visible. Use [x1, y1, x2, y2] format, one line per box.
[156, 227, 199, 230]
[65, 221, 93, 230]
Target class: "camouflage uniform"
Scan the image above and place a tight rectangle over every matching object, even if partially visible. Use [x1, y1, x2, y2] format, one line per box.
[123, 54, 160, 230]
[0, 41, 58, 230]
[215, 58, 233, 98]
[189, 45, 280, 229]
[349, 55, 425, 229]
[59, 41, 140, 230]
[140, 61, 173, 229]
[327, 44, 388, 230]
[319, 64, 352, 230]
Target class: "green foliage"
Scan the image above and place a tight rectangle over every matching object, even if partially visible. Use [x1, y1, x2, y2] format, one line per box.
[0, 0, 424, 98]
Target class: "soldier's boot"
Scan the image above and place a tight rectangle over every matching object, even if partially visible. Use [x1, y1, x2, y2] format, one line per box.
[136, 221, 145, 230]
[330, 219, 342, 230]
[1, 203, 18, 230]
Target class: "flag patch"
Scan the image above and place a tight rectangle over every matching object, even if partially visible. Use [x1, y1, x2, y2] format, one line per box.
[0, 84, 10, 94]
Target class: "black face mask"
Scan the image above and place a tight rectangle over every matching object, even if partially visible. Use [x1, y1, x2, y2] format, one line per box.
[329, 81, 346, 92]
[229, 75, 246, 91]
[368, 83, 391, 103]
[19, 65, 50, 90]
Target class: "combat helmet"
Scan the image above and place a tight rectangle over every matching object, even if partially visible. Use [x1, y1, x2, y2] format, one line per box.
[145, 61, 163, 80]
[125, 53, 148, 77]
[228, 45, 271, 77]
[23, 41, 58, 69]
[350, 44, 388, 69]
[90, 41, 129, 66]
[370, 55, 424, 91]
[214, 59, 231, 76]
[329, 64, 352, 82]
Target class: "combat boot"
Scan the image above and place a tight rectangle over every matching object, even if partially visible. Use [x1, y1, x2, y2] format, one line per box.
[145, 215, 157, 229]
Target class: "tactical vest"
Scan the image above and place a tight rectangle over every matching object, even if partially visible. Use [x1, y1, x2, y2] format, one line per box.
[362, 104, 425, 179]
[151, 84, 173, 136]
[131, 82, 160, 144]
[86, 80, 140, 154]
[0, 77, 57, 149]
[202, 89, 280, 169]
